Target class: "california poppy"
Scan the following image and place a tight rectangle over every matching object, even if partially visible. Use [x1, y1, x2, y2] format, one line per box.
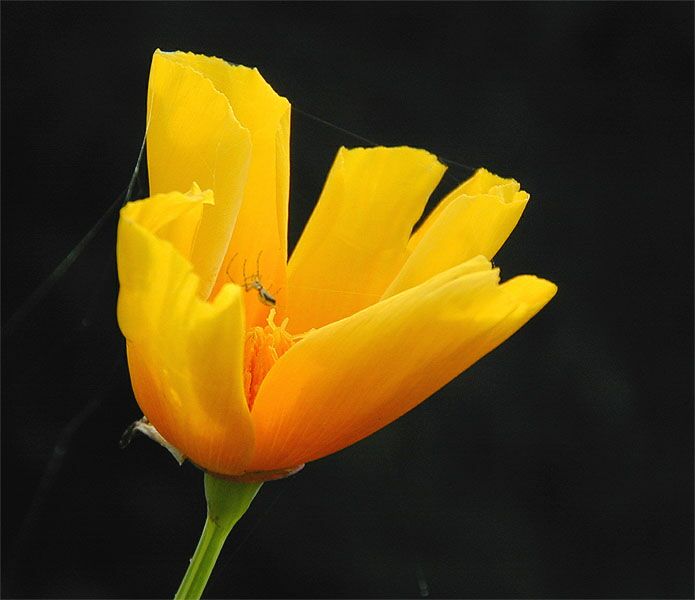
[117, 50, 556, 481]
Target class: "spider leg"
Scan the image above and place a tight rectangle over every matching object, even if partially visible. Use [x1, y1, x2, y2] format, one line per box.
[256, 251, 263, 279]
[225, 252, 239, 281]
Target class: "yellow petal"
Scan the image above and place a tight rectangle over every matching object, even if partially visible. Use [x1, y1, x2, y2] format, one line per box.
[248, 258, 556, 471]
[121, 183, 213, 261]
[384, 181, 528, 297]
[408, 167, 516, 250]
[117, 191, 254, 475]
[167, 53, 292, 328]
[147, 50, 252, 299]
[287, 146, 446, 333]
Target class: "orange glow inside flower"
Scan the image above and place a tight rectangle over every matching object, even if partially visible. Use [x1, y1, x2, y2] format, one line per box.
[244, 311, 297, 411]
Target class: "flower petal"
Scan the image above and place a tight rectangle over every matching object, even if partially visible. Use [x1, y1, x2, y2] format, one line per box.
[168, 53, 292, 328]
[117, 191, 254, 475]
[248, 258, 556, 471]
[287, 146, 446, 333]
[408, 167, 516, 250]
[147, 50, 252, 299]
[121, 183, 214, 261]
[384, 176, 528, 297]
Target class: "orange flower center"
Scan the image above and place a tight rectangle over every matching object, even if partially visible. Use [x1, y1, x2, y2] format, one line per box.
[243, 310, 297, 410]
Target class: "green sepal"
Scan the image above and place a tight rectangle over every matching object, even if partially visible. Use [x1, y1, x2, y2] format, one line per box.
[204, 473, 262, 531]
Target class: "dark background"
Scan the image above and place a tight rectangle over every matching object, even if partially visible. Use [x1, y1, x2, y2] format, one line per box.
[2, 2, 693, 598]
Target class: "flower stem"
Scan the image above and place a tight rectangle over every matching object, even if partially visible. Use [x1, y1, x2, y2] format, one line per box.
[174, 473, 262, 600]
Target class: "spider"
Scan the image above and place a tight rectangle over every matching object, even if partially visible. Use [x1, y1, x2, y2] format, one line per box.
[226, 251, 277, 307]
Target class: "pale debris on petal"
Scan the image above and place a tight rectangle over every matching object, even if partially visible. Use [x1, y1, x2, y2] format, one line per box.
[120, 416, 186, 466]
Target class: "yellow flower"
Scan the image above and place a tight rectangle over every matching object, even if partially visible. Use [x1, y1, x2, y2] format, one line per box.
[116, 50, 556, 480]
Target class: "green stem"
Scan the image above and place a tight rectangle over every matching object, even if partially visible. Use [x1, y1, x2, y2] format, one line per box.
[174, 473, 262, 600]
[174, 515, 226, 600]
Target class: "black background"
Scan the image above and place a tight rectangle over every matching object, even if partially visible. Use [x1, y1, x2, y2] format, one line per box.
[2, 2, 693, 598]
